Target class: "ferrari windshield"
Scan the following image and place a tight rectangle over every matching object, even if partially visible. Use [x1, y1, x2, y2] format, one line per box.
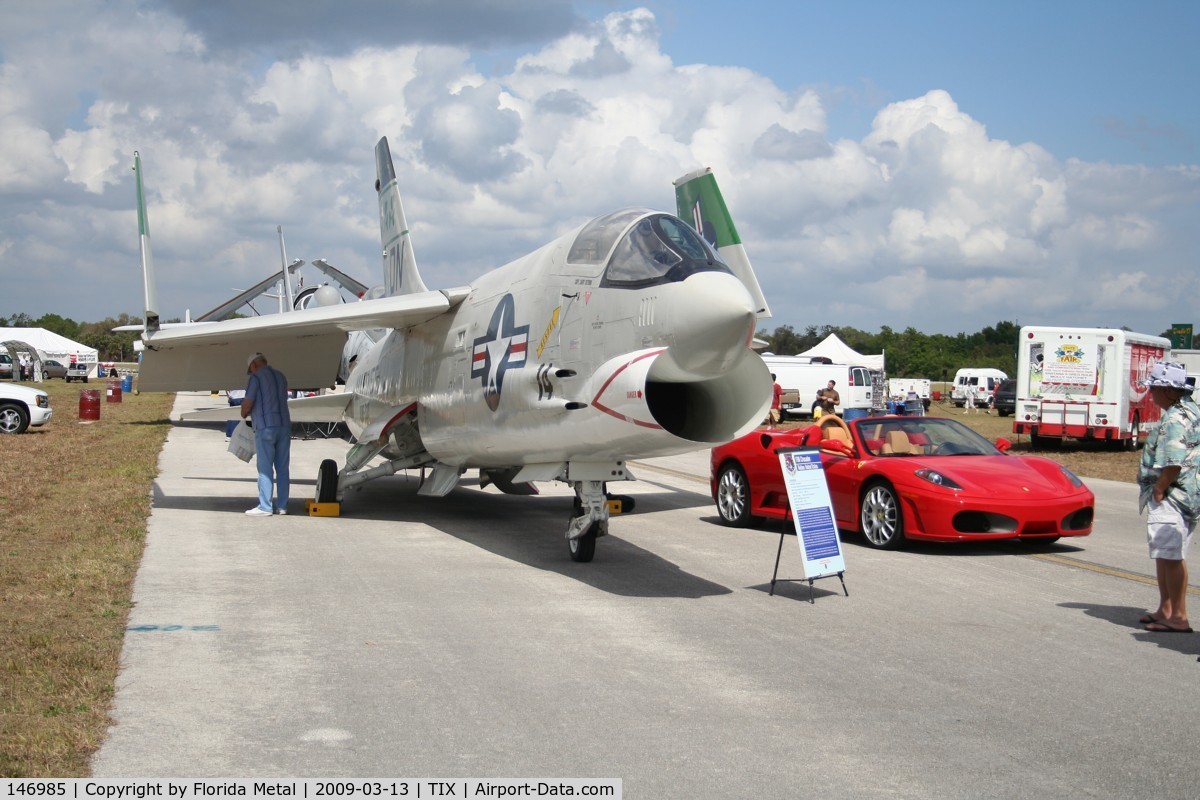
[856, 417, 1001, 457]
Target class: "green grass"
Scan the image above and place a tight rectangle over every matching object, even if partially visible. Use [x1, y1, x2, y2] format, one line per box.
[0, 379, 173, 777]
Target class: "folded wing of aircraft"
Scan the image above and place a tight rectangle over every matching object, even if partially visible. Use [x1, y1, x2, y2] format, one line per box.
[135, 138, 772, 561]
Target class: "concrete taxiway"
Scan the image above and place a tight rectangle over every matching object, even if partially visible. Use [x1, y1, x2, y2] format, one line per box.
[93, 393, 1200, 798]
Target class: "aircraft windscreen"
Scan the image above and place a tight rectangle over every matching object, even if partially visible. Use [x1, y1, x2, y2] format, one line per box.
[567, 208, 651, 265]
[601, 214, 732, 289]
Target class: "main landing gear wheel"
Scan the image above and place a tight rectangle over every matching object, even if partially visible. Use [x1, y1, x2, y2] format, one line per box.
[860, 481, 904, 550]
[316, 459, 339, 504]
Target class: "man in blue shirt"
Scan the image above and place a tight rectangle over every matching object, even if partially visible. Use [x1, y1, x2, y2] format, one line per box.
[241, 352, 291, 517]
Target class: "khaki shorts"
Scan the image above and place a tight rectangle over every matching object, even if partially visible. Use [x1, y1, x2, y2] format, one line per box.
[769, 408, 781, 424]
[1147, 499, 1196, 561]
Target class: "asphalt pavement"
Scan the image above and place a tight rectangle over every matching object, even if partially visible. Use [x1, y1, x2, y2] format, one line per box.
[92, 393, 1200, 798]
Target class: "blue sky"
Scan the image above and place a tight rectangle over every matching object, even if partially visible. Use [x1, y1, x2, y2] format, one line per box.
[0, 0, 1197, 337]
[652, 0, 1199, 167]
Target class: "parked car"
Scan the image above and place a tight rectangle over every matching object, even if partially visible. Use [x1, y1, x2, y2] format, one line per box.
[993, 378, 1016, 417]
[41, 359, 67, 379]
[66, 362, 91, 383]
[0, 353, 12, 380]
[710, 414, 1094, 549]
[0, 382, 53, 434]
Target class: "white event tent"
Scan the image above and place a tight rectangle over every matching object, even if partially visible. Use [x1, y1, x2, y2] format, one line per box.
[797, 333, 885, 372]
[0, 327, 99, 374]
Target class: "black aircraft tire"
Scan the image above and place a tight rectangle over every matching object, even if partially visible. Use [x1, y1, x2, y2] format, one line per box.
[568, 525, 598, 563]
[316, 459, 338, 504]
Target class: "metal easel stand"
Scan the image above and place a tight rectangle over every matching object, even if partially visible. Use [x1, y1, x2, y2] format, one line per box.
[768, 506, 849, 603]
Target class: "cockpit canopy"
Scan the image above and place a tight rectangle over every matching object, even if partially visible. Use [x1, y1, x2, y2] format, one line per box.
[567, 208, 734, 289]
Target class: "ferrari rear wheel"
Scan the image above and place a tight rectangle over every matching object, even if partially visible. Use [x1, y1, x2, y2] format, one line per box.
[860, 481, 904, 550]
[716, 464, 752, 527]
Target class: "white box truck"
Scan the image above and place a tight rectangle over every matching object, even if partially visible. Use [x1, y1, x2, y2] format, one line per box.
[1012, 326, 1170, 449]
[762, 356, 875, 418]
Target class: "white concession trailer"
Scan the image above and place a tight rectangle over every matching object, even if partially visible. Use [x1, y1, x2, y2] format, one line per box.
[1012, 326, 1170, 449]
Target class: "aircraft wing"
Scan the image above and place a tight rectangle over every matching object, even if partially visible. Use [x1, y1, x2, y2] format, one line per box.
[138, 287, 470, 391]
[180, 391, 353, 423]
[194, 260, 304, 321]
[311, 259, 371, 298]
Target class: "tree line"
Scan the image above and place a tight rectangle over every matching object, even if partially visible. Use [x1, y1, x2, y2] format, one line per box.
[758, 321, 1023, 380]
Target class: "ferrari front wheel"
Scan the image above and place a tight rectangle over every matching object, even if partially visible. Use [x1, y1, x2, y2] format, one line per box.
[860, 481, 904, 550]
[716, 464, 752, 527]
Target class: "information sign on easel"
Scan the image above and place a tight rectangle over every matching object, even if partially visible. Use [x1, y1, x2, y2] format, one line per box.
[770, 446, 848, 602]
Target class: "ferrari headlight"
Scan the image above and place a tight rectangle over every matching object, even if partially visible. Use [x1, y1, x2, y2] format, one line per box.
[1059, 465, 1084, 488]
[915, 468, 962, 490]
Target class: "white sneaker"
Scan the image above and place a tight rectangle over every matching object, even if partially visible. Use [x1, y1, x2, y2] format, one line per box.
[245, 507, 272, 517]
[275, 509, 288, 515]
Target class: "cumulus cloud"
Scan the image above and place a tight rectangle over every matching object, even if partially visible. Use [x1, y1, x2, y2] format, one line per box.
[0, 1, 1197, 337]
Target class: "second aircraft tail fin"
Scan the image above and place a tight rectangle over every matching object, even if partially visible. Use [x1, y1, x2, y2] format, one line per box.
[674, 168, 770, 320]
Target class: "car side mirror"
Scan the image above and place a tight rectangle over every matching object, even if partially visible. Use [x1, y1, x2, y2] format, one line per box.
[995, 437, 1012, 453]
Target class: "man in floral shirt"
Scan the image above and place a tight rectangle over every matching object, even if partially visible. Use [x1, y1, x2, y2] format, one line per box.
[1137, 361, 1200, 632]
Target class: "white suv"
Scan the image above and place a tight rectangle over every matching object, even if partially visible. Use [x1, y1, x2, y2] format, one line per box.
[0, 383, 53, 434]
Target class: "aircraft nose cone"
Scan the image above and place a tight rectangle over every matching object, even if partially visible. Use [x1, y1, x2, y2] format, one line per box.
[657, 272, 757, 379]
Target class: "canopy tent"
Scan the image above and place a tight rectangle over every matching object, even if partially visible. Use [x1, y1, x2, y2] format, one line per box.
[797, 333, 885, 372]
[0, 327, 98, 374]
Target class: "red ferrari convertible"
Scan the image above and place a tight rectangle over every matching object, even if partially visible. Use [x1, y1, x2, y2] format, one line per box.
[710, 415, 1094, 549]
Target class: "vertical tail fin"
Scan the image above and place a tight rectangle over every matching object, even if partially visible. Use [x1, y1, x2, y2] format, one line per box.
[133, 151, 161, 334]
[375, 137, 428, 296]
[673, 168, 771, 320]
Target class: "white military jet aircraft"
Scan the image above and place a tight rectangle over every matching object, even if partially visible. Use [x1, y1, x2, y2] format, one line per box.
[135, 138, 772, 561]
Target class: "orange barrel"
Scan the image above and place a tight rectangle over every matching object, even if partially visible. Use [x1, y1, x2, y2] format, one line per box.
[106, 379, 122, 403]
[79, 389, 101, 420]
